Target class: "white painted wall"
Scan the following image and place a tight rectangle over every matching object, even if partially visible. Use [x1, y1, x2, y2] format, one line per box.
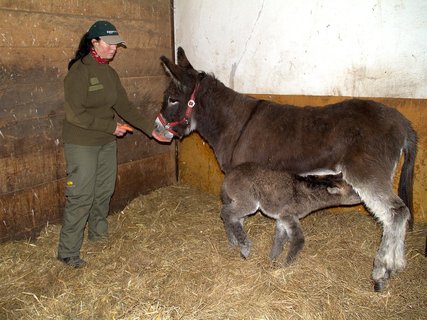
[174, 0, 427, 99]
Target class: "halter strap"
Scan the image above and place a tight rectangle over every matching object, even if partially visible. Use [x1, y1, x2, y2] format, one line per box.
[158, 81, 200, 135]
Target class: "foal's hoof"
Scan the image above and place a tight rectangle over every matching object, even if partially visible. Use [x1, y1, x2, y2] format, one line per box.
[283, 258, 296, 267]
[240, 241, 252, 259]
[269, 249, 281, 262]
[240, 247, 250, 259]
[228, 239, 238, 247]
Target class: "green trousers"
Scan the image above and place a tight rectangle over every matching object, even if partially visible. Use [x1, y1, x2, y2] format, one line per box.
[58, 141, 117, 259]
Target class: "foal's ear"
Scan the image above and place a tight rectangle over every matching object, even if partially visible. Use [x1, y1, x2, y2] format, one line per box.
[327, 187, 341, 195]
[177, 47, 194, 69]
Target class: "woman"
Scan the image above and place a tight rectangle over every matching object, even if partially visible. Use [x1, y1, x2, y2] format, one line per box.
[57, 21, 154, 267]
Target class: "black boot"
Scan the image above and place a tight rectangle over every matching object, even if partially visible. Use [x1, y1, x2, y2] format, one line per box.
[58, 256, 87, 268]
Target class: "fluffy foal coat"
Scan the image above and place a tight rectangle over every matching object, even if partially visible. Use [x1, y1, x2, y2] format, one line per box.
[220, 163, 361, 264]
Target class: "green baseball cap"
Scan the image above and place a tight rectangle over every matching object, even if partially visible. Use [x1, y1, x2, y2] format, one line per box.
[87, 20, 125, 45]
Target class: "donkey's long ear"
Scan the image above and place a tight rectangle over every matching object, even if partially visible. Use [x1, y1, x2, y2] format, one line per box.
[160, 55, 184, 85]
[177, 47, 194, 70]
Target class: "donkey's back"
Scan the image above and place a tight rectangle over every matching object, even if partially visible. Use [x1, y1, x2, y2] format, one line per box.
[232, 99, 415, 178]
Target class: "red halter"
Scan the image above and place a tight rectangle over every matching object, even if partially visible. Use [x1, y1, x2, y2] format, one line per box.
[157, 82, 200, 136]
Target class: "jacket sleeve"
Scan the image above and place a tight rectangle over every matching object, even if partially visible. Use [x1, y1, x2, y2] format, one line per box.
[111, 71, 154, 137]
[64, 66, 117, 134]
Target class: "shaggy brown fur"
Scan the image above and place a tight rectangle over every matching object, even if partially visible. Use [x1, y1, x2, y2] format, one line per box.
[220, 163, 361, 264]
[155, 47, 418, 292]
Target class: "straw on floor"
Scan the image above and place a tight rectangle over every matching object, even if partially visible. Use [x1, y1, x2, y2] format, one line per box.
[1, 184, 426, 319]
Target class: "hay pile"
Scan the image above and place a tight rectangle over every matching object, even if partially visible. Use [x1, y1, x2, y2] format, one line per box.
[0, 184, 426, 319]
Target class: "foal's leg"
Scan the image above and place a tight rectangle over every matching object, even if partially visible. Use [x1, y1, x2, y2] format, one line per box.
[283, 215, 305, 265]
[220, 204, 239, 246]
[353, 184, 410, 292]
[220, 203, 252, 258]
[270, 215, 305, 264]
[270, 219, 289, 261]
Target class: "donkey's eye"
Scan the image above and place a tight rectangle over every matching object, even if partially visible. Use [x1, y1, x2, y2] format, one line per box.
[168, 97, 180, 105]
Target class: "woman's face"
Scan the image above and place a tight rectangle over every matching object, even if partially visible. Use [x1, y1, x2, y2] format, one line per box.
[92, 39, 117, 60]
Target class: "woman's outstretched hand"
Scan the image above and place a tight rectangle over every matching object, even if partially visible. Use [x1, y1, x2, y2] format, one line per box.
[113, 123, 134, 137]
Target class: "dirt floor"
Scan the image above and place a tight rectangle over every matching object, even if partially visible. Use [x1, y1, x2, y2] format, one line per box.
[0, 184, 426, 320]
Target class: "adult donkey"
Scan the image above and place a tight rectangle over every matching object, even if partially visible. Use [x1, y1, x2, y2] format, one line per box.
[152, 47, 417, 292]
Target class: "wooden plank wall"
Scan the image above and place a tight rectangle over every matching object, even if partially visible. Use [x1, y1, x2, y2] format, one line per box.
[179, 95, 427, 223]
[0, 0, 176, 242]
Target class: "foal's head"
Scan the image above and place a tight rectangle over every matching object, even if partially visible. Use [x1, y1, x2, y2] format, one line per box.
[297, 173, 361, 206]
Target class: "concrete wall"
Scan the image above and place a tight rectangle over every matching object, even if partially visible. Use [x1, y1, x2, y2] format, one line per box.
[173, 1, 427, 222]
[174, 0, 427, 98]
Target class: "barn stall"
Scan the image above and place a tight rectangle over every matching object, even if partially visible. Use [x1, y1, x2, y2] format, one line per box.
[1, 0, 427, 319]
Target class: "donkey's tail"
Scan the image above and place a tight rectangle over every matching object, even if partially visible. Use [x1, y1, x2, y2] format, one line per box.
[398, 123, 418, 230]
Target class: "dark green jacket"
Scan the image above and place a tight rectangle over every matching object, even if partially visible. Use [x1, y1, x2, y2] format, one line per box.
[62, 54, 153, 145]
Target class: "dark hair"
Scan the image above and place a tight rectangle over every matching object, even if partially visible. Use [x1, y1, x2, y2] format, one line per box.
[68, 33, 99, 70]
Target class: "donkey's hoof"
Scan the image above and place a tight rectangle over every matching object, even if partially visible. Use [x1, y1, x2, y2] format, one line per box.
[374, 280, 385, 292]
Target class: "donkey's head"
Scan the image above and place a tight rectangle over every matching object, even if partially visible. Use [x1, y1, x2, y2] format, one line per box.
[152, 47, 202, 142]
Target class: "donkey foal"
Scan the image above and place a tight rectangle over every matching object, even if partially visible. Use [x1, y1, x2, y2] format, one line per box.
[220, 163, 361, 264]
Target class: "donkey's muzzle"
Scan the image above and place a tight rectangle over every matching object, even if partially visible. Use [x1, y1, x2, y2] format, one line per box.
[152, 116, 174, 143]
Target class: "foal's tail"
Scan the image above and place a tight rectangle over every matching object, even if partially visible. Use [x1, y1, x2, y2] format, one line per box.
[398, 123, 418, 230]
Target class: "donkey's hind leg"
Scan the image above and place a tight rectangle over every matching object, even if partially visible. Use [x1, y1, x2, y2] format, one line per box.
[355, 186, 410, 292]
[220, 203, 252, 258]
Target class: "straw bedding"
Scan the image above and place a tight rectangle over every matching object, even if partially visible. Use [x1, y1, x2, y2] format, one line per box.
[0, 184, 426, 319]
